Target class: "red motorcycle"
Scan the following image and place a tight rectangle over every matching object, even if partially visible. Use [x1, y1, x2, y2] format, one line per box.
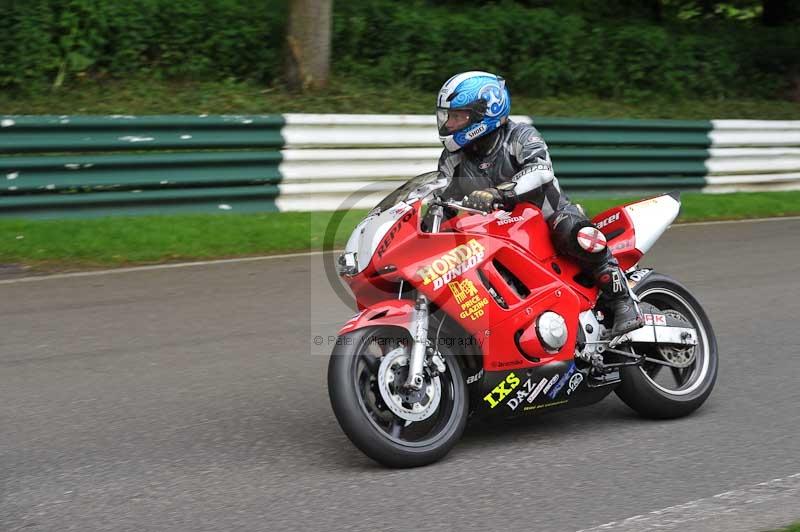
[328, 172, 717, 467]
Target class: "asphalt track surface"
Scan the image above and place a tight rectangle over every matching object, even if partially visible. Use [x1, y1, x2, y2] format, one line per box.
[2, 219, 799, 532]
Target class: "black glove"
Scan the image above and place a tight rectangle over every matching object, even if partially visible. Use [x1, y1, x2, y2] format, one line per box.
[463, 188, 503, 212]
[463, 182, 518, 212]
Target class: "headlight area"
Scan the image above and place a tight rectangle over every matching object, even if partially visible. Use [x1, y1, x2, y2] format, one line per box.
[337, 252, 358, 276]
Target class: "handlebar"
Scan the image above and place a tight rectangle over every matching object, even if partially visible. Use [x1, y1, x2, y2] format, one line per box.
[433, 198, 496, 215]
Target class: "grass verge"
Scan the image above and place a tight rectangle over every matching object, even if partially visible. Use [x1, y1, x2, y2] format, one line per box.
[1, 77, 799, 119]
[770, 522, 800, 532]
[1, 191, 798, 271]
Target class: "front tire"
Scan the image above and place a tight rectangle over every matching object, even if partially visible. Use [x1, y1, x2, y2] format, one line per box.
[328, 326, 468, 468]
[615, 273, 718, 419]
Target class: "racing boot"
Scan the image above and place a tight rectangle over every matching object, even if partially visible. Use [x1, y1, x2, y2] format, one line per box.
[593, 261, 644, 337]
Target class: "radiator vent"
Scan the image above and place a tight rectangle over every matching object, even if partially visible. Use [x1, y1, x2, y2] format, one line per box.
[493, 259, 531, 299]
[478, 269, 508, 309]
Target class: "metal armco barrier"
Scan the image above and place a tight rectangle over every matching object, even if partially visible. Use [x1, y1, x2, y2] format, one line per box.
[1, 114, 798, 218]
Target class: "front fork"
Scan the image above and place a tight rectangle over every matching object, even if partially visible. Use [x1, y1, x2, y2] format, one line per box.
[403, 295, 429, 391]
[402, 202, 446, 392]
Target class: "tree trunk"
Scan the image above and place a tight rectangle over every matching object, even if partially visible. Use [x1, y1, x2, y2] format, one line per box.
[649, 0, 662, 22]
[698, 0, 715, 17]
[286, 0, 332, 91]
[763, 0, 788, 26]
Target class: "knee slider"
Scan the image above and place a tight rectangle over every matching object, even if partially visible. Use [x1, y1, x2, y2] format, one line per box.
[575, 223, 608, 254]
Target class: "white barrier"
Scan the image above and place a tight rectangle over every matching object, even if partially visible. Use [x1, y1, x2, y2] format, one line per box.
[282, 114, 532, 148]
[275, 115, 800, 208]
[705, 121, 800, 193]
[279, 148, 440, 181]
[276, 180, 404, 211]
[709, 120, 800, 147]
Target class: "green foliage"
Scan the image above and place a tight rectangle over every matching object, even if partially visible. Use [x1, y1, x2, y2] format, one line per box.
[0, 0, 287, 89]
[0, 0, 59, 88]
[0, 0, 797, 100]
[332, 0, 800, 99]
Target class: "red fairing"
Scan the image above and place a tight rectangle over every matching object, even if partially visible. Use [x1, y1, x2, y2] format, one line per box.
[338, 300, 415, 336]
[340, 203, 599, 372]
[338, 195, 667, 372]
[590, 206, 642, 271]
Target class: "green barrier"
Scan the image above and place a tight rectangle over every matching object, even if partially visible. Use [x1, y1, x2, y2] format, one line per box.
[0, 114, 712, 218]
[0, 115, 285, 153]
[534, 118, 712, 147]
[0, 152, 283, 192]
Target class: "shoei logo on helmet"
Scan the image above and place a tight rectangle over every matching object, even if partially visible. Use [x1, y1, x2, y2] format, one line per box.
[466, 123, 487, 140]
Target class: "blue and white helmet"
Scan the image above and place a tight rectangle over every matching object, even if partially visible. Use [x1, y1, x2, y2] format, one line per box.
[436, 71, 511, 152]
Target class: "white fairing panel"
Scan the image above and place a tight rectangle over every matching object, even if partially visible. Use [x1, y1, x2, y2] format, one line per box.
[624, 193, 681, 254]
[344, 202, 413, 272]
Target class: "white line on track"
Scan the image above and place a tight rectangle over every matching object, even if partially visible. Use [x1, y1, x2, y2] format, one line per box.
[575, 472, 800, 532]
[0, 250, 330, 285]
[1, 215, 798, 285]
[669, 214, 800, 227]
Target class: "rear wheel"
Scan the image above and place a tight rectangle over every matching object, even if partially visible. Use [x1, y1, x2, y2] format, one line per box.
[328, 326, 468, 468]
[615, 273, 718, 419]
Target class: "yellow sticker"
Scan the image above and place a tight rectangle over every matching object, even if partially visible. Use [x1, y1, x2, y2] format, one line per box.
[448, 279, 489, 321]
[483, 372, 520, 408]
[417, 239, 486, 290]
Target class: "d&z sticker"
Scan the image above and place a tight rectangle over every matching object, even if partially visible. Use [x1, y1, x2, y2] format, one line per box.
[507, 376, 549, 411]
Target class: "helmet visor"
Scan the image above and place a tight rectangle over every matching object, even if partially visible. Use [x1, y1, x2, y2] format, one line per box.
[437, 108, 473, 136]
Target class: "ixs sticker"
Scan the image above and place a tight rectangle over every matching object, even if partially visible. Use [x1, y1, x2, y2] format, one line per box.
[417, 239, 486, 290]
[448, 279, 489, 321]
[483, 372, 520, 409]
[466, 368, 484, 385]
[566, 372, 584, 395]
[547, 363, 576, 399]
[595, 212, 620, 230]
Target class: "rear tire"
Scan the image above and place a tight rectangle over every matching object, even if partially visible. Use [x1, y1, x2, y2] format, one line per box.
[328, 326, 468, 468]
[615, 273, 718, 419]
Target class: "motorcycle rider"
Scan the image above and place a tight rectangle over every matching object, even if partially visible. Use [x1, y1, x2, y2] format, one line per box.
[436, 71, 643, 337]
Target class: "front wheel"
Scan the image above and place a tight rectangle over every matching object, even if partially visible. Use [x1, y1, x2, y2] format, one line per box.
[328, 326, 468, 468]
[615, 273, 718, 419]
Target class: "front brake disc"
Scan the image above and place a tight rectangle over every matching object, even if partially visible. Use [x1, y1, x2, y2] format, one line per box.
[377, 348, 441, 422]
